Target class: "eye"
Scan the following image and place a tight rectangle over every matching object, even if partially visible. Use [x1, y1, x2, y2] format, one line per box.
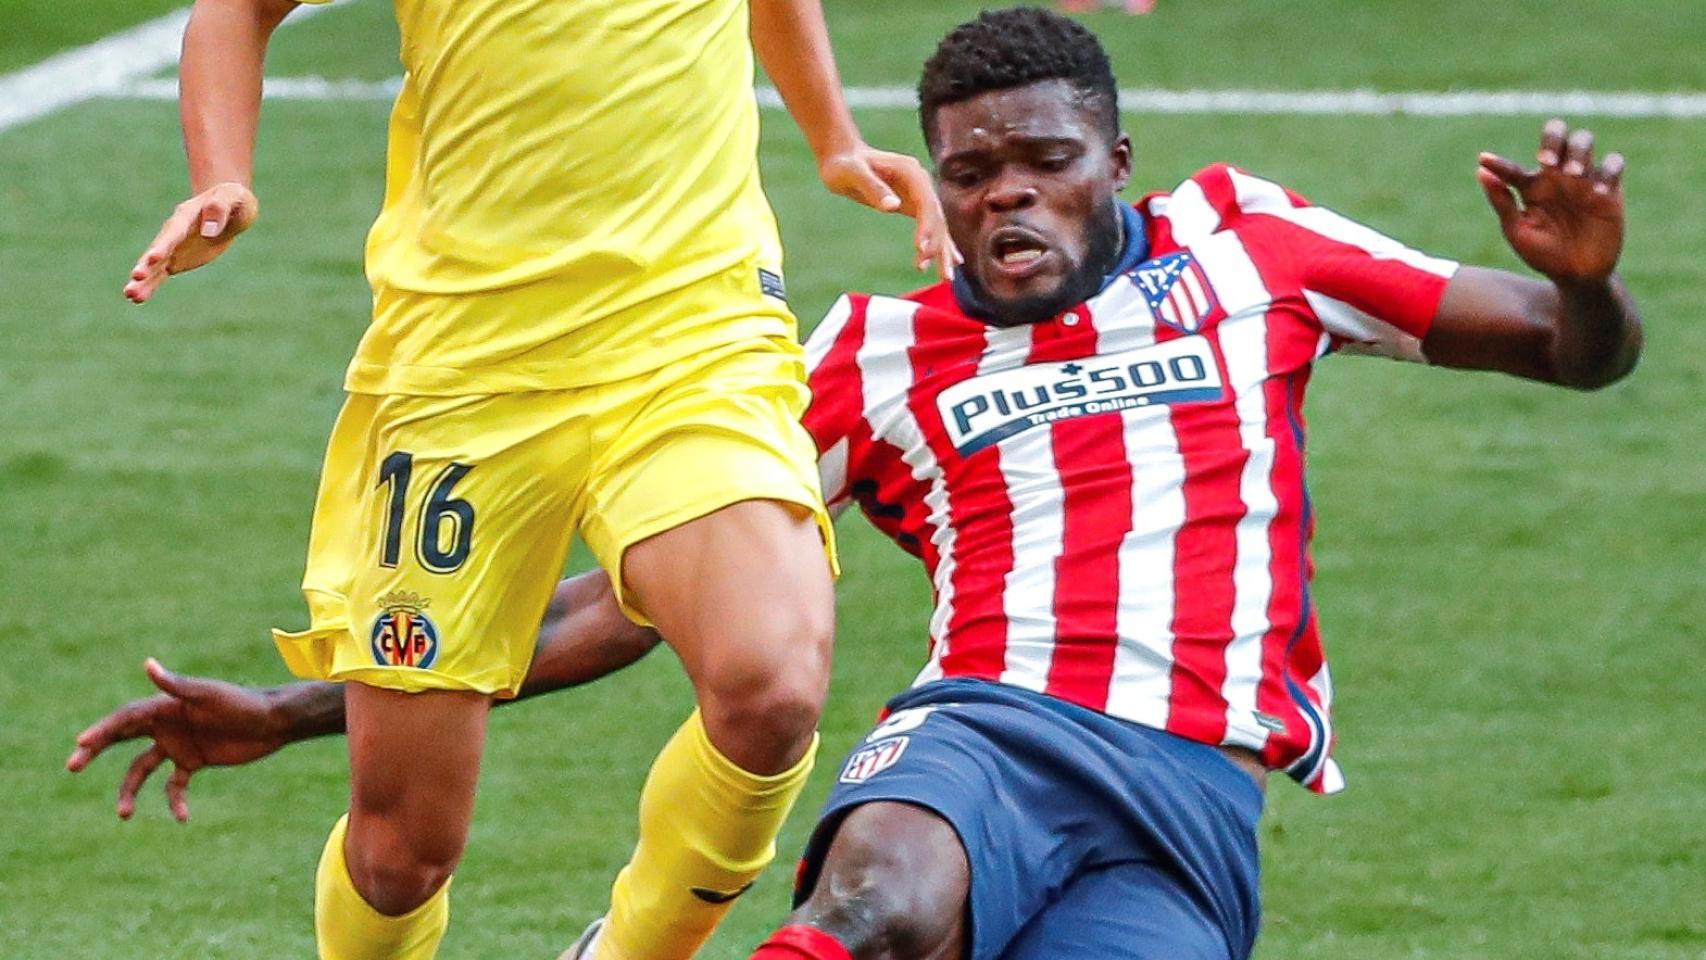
[1036, 154, 1074, 173]
[944, 168, 985, 189]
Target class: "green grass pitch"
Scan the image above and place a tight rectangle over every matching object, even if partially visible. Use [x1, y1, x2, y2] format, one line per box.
[3, 1, 1704, 957]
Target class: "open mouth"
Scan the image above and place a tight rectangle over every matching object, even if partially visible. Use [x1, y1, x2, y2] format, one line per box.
[987, 225, 1055, 276]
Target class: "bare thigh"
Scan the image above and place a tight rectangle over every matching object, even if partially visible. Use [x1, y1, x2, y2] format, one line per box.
[621, 499, 836, 774]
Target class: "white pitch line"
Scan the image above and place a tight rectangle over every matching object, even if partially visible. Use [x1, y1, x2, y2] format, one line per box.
[0, 1, 347, 135]
[1119, 88, 1706, 118]
[113, 78, 1706, 118]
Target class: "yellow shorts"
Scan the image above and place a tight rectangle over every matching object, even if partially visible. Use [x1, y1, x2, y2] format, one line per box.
[271, 337, 836, 698]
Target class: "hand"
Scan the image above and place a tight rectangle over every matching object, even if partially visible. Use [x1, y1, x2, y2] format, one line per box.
[819, 145, 962, 280]
[123, 182, 259, 304]
[65, 659, 292, 821]
[1477, 119, 1625, 286]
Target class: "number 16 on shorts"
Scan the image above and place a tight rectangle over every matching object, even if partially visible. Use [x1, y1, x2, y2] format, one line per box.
[377, 452, 477, 574]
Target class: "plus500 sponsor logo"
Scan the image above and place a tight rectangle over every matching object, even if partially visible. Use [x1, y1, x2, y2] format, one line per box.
[937, 337, 1224, 456]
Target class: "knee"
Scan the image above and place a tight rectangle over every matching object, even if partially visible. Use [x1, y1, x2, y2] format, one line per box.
[800, 836, 965, 959]
[343, 813, 465, 916]
[698, 602, 834, 742]
[701, 661, 827, 755]
[810, 875, 944, 960]
[791, 803, 969, 959]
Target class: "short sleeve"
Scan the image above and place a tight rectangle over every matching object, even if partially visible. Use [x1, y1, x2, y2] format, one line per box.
[1226, 168, 1460, 362]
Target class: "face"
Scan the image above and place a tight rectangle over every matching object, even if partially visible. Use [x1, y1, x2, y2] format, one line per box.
[930, 79, 1133, 326]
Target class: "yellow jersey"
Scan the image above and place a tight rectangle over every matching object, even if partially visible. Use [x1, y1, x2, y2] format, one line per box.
[302, 0, 793, 395]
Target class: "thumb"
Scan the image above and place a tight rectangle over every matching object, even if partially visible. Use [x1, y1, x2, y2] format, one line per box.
[1477, 166, 1521, 234]
[145, 658, 203, 699]
[199, 199, 232, 239]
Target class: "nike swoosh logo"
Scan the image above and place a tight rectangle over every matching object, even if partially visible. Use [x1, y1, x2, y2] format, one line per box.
[690, 882, 754, 905]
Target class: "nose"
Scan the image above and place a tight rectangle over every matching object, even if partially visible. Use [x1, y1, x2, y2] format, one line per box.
[985, 170, 1038, 212]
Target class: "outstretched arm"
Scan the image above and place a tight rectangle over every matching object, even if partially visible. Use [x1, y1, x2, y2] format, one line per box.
[123, 0, 300, 303]
[67, 571, 659, 820]
[749, 0, 959, 278]
[1424, 119, 1643, 389]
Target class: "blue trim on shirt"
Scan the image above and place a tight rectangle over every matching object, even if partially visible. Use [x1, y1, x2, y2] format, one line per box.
[1279, 372, 1331, 785]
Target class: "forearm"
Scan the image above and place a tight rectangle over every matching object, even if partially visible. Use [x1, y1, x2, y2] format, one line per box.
[1426, 266, 1642, 388]
[513, 571, 661, 702]
[179, 0, 296, 190]
[268, 681, 346, 740]
[267, 573, 659, 743]
[1548, 273, 1643, 390]
[750, 0, 862, 163]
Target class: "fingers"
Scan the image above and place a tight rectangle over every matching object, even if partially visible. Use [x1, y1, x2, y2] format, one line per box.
[1529, 120, 1625, 197]
[66, 703, 146, 772]
[841, 160, 903, 212]
[122, 269, 166, 304]
[1562, 127, 1595, 177]
[1477, 152, 1534, 190]
[125, 208, 195, 304]
[117, 745, 167, 820]
[1538, 117, 1568, 168]
[140, 207, 195, 270]
[1541, 122, 1624, 195]
[867, 153, 959, 278]
[1477, 166, 1521, 233]
[122, 183, 255, 303]
[165, 765, 193, 822]
[1597, 152, 1627, 194]
[145, 658, 205, 700]
[937, 239, 964, 282]
[908, 196, 953, 277]
[917, 226, 962, 281]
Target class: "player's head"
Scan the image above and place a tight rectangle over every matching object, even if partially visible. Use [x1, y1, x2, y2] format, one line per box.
[919, 7, 1131, 326]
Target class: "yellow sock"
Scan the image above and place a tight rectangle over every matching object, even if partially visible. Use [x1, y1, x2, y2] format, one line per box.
[598, 710, 818, 960]
[315, 814, 452, 960]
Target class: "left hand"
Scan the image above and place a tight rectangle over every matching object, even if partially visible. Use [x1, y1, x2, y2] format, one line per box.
[65, 659, 292, 822]
[819, 145, 962, 280]
[1477, 119, 1625, 286]
[123, 181, 260, 304]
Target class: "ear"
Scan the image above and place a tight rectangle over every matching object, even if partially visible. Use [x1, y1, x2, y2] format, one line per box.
[1111, 132, 1134, 193]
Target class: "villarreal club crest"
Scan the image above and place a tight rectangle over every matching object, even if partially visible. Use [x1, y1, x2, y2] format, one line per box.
[371, 591, 441, 669]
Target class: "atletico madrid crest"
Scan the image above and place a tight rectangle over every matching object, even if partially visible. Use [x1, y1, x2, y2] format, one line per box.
[1132, 252, 1217, 333]
[370, 590, 440, 669]
[839, 737, 909, 784]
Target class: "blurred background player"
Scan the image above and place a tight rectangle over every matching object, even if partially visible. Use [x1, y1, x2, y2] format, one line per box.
[115, 0, 956, 959]
[84, 6, 1642, 960]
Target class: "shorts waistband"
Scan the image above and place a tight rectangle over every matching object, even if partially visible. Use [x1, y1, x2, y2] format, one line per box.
[891, 678, 1267, 819]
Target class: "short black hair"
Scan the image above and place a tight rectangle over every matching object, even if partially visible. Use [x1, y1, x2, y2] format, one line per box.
[918, 7, 1120, 148]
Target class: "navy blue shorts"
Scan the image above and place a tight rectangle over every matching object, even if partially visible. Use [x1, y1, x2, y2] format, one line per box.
[795, 679, 1264, 960]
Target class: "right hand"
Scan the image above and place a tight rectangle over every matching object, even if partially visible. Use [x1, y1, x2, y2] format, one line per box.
[65, 658, 291, 821]
[818, 144, 962, 281]
[123, 182, 259, 304]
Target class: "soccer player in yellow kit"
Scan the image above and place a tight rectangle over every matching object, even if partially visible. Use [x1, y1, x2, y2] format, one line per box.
[120, 0, 955, 958]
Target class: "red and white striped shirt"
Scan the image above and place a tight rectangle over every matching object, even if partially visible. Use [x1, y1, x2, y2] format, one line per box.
[804, 165, 1458, 792]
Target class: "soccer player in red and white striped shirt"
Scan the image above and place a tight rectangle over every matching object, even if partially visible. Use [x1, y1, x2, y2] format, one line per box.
[71, 9, 1639, 960]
